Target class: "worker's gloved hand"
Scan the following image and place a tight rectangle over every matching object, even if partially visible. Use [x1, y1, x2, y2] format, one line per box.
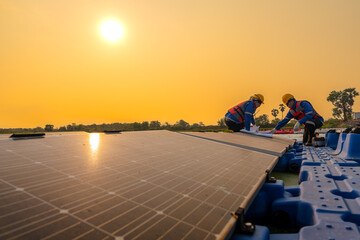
[269, 128, 276, 134]
[294, 121, 300, 131]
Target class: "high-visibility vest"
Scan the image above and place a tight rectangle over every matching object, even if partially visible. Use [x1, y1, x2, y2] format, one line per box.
[228, 101, 250, 123]
[290, 101, 321, 121]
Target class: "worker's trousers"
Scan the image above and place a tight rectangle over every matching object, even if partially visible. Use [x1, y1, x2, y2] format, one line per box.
[303, 118, 323, 145]
[225, 118, 244, 132]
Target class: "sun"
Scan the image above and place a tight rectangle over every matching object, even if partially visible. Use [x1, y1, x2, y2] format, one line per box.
[100, 20, 124, 42]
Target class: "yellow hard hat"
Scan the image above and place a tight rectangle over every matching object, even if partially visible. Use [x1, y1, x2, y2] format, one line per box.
[251, 94, 264, 104]
[282, 93, 294, 105]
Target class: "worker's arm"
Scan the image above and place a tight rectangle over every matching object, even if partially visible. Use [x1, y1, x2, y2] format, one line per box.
[244, 102, 255, 131]
[275, 111, 293, 130]
[298, 101, 315, 125]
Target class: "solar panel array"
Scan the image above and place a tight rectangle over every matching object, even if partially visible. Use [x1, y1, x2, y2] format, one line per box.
[181, 132, 295, 157]
[0, 130, 286, 240]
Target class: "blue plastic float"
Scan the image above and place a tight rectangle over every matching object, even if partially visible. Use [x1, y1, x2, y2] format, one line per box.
[337, 134, 360, 161]
[231, 129, 360, 240]
[325, 132, 340, 150]
[331, 132, 348, 155]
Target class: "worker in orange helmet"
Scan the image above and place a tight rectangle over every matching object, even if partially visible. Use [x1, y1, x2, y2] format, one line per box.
[269, 94, 324, 146]
[225, 94, 264, 132]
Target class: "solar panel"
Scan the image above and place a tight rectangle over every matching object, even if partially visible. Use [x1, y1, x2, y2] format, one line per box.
[181, 132, 295, 157]
[0, 134, 11, 139]
[0, 130, 278, 239]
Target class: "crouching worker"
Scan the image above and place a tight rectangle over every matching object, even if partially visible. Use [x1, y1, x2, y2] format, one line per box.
[225, 94, 264, 132]
[269, 94, 324, 146]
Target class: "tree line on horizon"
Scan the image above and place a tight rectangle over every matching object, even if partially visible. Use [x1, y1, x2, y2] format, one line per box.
[0, 120, 225, 134]
[1, 88, 358, 134]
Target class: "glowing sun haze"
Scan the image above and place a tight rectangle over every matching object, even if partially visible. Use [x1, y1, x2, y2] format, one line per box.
[0, 0, 360, 128]
[100, 19, 124, 42]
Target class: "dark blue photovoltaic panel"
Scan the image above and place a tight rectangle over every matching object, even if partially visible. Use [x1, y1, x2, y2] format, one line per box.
[0, 131, 281, 239]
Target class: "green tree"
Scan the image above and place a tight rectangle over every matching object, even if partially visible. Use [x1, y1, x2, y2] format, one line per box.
[45, 124, 54, 131]
[271, 118, 280, 127]
[176, 120, 190, 128]
[271, 109, 279, 119]
[327, 88, 359, 121]
[77, 124, 85, 131]
[279, 104, 286, 119]
[191, 123, 200, 128]
[141, 121, 149, 130]
[34, 126, 44, 132]
[217, 118, 226, 127]
[133, 122, 141, 130]
[59, 126, 66, 131]
[255, 114, 270, 128]
[150, 121, 161, 129]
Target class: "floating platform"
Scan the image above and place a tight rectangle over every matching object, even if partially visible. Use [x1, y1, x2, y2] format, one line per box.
[232, 131, 360, 240]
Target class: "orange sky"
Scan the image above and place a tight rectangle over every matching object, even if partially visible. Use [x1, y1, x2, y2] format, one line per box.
[1, 0, 360, 128]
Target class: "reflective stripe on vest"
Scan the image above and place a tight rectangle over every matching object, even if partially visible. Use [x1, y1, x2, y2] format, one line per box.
[228, 100, 250, 123]
[289, 101, 321, 121]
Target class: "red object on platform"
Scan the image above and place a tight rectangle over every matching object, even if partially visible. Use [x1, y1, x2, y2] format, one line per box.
[259, 129, 295, 134]
[274, 129, 294, 134]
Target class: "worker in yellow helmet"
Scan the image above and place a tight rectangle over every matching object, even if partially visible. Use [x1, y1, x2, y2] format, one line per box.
[225, 94, 264, 132]
[269, 94, 324, 146]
